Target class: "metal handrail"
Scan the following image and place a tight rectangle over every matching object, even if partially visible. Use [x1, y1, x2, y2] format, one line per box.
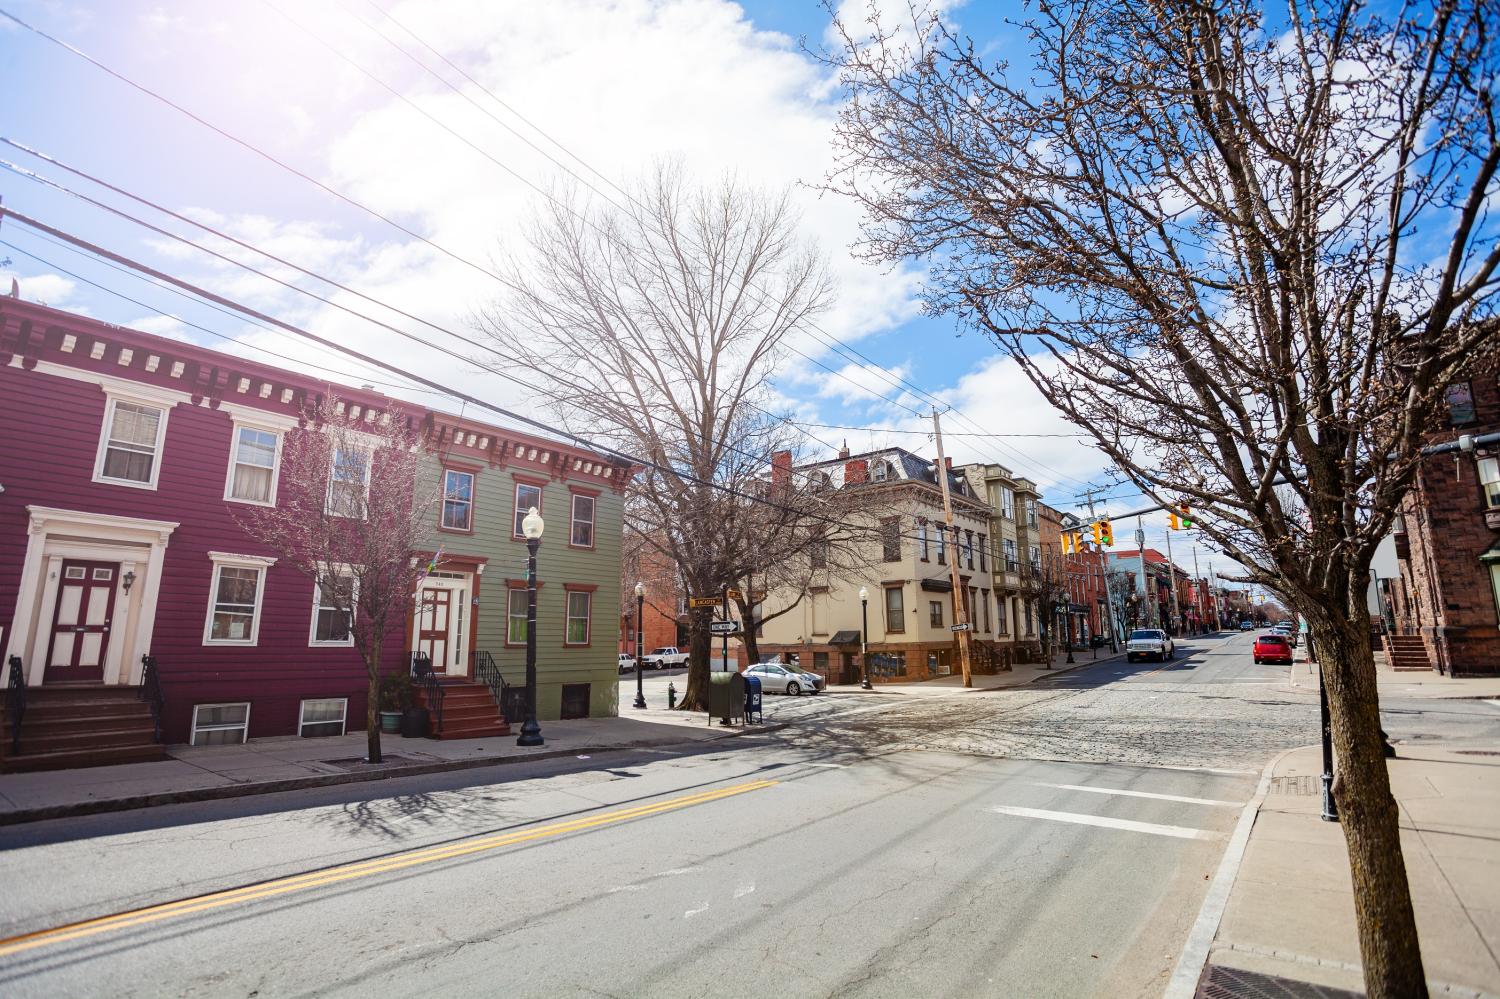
[410, 652, 444, 734]
[6, 655, 26, 755]
[471, 650, 507, 710]
[139, 654, 165, 743]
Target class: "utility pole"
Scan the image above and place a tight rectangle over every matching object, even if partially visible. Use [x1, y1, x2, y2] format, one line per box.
[931, 409, 973, 688]
[1209, 563, 1220, 629]
[1137, 518, 1153, 629]
[1079, 486, 1118, 652]
[1192, 545, 1203, 634]
[1164, 523, 1182, 636]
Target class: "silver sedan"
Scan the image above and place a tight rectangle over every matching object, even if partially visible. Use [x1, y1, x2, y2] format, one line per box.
[744, 662, 822, 695]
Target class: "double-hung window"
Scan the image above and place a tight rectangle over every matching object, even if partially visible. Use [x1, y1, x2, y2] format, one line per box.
[310, 570, 356, 646]
[937, 527, 947, 565]
[441, 469, 475, 532]
[978, 535, 988, 572]
[565, 589, 592, 645]
[918, 521, 930, 561]
[1004, 538, 1018, 569]
[884, 585, 905, 633]
[506, 588, 529, 644]
[881, 517, 901, 562]
[1000, 487, 1014, 519]
[96, 397, 168, 488]
[226, 425, 279, 504]
[570, 492, 596, 548]
[1026, 499, 1038, 528]
[964, 530, 974, 569]
[327, 447, 370, 518]
[203, 553, 275, 645]
[514, 482, 543, 537]
[1480, 458, 1500, 510]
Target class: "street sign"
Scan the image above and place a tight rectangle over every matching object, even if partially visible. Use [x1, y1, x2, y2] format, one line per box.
[709, 621, 739, 636]
[689, 597, 721, 609]
[726, 589, 744, 601]
[949, 623, 971, 632]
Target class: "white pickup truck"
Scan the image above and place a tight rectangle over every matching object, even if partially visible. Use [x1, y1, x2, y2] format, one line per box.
[1125, 629, 1175, 663]
[643, 646, 691, 669]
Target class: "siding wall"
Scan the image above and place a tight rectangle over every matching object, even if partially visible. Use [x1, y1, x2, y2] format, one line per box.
[0, 363, 388, 742]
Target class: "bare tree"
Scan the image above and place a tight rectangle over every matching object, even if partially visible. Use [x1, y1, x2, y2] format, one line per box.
[476, 163, 835, 710]
[824, 1, 1500, 992]
[238, 398, 437, 764]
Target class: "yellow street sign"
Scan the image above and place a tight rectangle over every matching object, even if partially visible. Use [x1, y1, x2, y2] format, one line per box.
[726, 589, 744, 601]
[689, 597, 721, 609]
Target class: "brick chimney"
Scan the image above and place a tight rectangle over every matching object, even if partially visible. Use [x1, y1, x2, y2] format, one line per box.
[944, 456, 953, 470]
[772, 450, 792, 491]
[845, 458, 868, 485]
[838, 439, 850, 460]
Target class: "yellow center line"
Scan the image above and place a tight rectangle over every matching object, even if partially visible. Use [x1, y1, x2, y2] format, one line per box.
[0, 778, 777, 959]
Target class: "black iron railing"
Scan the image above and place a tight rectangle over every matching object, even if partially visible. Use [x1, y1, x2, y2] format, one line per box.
[5, 655, 26, 756]
[471, 650, 508, 709]
[410, 652, 445, 735]
[139, 654, 165, 743]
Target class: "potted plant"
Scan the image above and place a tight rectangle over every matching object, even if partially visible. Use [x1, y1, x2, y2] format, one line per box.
[378, 673, 413, 734]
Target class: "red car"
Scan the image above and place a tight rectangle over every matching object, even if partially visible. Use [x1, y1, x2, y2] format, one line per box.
[1253, 633, 1293, 665]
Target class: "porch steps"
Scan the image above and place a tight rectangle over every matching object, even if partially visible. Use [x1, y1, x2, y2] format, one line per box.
[1385, 635, 1433, 672]
[416, 681, 511, 740]
[2, 687, 166, 772]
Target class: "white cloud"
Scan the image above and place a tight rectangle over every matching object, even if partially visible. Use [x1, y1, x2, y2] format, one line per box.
[1, 270, 82, 310]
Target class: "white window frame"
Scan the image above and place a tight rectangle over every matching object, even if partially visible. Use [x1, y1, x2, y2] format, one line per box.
[190, 702, 251, 746]
[298, 697, 348, 738]
[440, 468, 475, 532]
[308, 566, 358, 647]
[1000, 487, 1014, 519]
[564, 589, 593, 646]
[1479, 457, 1500, 511]
[506, 587, 529, 645]
[570, 492, 596, 548]
[202, 552, 276, 646]
[326, 445, 372, 519]
[513, 481, 543, 538]
[222, 422, 283, 507]
[93, 393, 171, 490]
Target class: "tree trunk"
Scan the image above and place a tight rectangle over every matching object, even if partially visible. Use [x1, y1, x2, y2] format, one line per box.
[1316, 606, 1427, 998]
[676, 615, 713, 711]
[365, 640, 383, 765]
[737, 598, 761, 668]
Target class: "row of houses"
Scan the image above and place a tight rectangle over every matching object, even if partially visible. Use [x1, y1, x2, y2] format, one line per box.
[1, 297, 627, 769]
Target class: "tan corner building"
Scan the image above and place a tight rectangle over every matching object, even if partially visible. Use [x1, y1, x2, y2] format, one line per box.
[957, 463, 1046, 663]
[756, 447, 1010, 683]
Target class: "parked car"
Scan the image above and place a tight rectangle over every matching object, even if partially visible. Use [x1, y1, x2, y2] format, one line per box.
[618, 654, 637, 674]
[642, 647, 690, 669]
[744, 662, 820, 695]
[1253, 633, 1294, 665]
[1269, 623, 1298, 647]
[1240, 620, 1254, 630]
[1125, 629, 1175, 663]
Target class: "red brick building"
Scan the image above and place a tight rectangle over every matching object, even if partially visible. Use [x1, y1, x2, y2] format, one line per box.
[619, 544, 686, 658]
[1388, 371, 1500, 675]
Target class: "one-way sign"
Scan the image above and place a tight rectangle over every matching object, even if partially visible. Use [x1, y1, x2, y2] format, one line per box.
[709, 620, 739, 635]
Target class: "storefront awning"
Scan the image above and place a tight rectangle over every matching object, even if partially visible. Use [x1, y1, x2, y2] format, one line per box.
[920, 578, 954, 593]
[829, 630, 862, 645]
[1480, 539, 1500, 563]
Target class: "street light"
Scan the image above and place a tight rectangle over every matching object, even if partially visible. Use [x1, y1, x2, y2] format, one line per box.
[1318, 659, 1339, 822]
[517, 506, 545, 747]
[633, 582, 647, 710]
[858, 586, 872, 690]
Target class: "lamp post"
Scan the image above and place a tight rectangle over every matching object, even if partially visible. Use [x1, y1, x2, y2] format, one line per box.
[859, 586, 872, 690]
[1318, 661, 1339, 822]
[633, 582, 647, 710]
[517, 506, 545, 747]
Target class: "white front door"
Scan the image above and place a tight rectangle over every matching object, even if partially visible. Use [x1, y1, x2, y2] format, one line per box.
[413, 574, 469, 675]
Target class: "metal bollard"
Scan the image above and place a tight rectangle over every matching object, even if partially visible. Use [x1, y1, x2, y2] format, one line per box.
[667, 682, 677, 710]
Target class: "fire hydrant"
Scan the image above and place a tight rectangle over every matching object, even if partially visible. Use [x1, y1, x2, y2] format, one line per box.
[667, 682, 678, 710]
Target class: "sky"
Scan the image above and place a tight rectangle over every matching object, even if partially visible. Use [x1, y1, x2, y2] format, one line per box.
[0, 0, 1230, 579]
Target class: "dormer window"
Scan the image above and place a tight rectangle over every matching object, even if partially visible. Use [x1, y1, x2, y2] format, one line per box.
[809, 471, 833, 494]
[872, 459, 894, 482]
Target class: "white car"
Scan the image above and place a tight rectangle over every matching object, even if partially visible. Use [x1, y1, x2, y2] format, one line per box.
[1125, 629, 1175, 663]
[618, 654, 637, 674]
[744, 662, 822, 695]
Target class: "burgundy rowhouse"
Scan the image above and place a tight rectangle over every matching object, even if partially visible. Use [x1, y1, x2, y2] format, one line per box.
[0, 298, 435, 760]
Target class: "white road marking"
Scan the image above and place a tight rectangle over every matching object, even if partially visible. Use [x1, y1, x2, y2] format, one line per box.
[655, 866, 700, 877]
[1152, 764, 1257, 775]
[1034, 783, 1243, 807]
[988, 805, 1223, 841]
[804, 762, 847, 768]
[683, 902, 710, 919]
[734, 883, 756, 899]
[1485, 700, 1500, 711]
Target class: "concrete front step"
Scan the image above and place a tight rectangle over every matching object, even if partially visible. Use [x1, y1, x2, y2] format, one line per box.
[1, 742, 167, 773]
[16, 723, 158, 755]
[415, 681, 508, 739]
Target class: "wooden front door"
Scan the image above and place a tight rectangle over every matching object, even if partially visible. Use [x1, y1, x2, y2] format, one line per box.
[414, 577, 468, 675]
[46, 559, 119, 684]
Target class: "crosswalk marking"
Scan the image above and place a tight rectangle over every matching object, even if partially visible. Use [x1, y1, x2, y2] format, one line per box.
[988, 805, 1224, 841]
[1033, 783, 1243, 807]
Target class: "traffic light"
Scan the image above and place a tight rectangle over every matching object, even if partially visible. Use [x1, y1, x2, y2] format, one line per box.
[1168, 502, 1192, 530]
[1179, 503, 1192, 529]
[1062, 531, 1082, 554]
[1090, 522, 1104, 546]
[1098, 518, 1114, 546]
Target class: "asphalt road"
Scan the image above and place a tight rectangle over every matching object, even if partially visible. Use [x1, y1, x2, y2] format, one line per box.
[0, 631, 1492, 998]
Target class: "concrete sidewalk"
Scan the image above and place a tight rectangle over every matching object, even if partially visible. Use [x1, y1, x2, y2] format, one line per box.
[1202, 743, 1500, 997]
[826, 644, 1131, 696]
[0, 710, 770, 825]
[1285, 649, 1500, 700]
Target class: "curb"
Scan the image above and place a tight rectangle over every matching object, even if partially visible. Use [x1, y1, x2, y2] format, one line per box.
[1162, 743, 1308, 999]
[0, 722, 790, 827]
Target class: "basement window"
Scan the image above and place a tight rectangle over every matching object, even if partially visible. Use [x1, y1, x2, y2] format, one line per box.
[190, 702, 250, 746]
[299, 698, 348, 738]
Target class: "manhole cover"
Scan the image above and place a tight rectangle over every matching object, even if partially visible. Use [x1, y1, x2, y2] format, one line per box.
[1269, 775, 1319, 795]
[1196, 964, 1361, 998]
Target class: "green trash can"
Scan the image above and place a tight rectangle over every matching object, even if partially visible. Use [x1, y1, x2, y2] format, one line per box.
[708, 671, 745, 727]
